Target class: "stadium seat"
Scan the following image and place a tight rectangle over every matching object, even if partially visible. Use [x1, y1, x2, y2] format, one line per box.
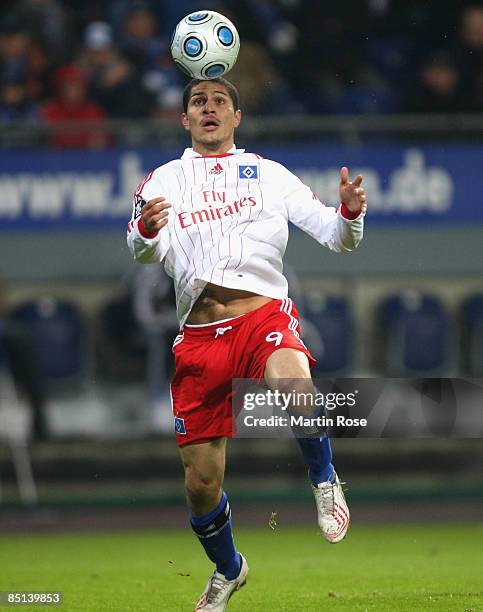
[95, 293, 147, 383]
[377, 291, 448, 376]
[301, 292, 354, 376]
[9, 298, 86, 383]
[460, 294, 483, 376]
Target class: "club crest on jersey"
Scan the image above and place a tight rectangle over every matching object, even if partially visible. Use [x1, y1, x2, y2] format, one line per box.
[174, 417, 186, 435]
[238, 165, 258, 179]
[133, 195, 146, 219]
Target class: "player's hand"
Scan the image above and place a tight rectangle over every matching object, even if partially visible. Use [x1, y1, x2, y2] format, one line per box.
[339, 167, 367, 215]
[141, 197, 172, 233]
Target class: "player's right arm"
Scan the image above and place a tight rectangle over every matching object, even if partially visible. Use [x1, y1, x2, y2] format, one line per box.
[126, 181, 172, 263]
[141, 197, 171, 234]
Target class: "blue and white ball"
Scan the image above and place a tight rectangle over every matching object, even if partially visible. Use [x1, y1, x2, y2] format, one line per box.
[170, 11, 240, 79]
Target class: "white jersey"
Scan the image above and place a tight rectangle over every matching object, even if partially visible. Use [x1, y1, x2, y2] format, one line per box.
[127, 146, 364, 328]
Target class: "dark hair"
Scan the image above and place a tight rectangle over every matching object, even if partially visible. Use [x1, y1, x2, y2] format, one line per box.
[182, 77, 240, 113]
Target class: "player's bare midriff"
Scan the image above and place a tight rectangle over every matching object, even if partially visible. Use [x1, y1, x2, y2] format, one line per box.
[186, 283, 273, 324]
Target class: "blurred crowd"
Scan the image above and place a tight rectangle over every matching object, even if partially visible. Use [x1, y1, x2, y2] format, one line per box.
[0, 0, 482, 136]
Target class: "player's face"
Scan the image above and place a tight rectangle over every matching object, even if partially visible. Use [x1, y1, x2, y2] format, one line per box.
[181, 81, 241, 156]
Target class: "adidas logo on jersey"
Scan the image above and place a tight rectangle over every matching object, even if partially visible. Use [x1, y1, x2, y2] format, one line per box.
[209, 163, 224, 175]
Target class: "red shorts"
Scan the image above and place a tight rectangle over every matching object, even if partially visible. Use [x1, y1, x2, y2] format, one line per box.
[171, 298, 315, 447]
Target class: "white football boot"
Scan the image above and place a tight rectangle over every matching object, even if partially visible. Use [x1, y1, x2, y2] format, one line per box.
[194, 555, 248, 611]
[312, 472, 350, 543]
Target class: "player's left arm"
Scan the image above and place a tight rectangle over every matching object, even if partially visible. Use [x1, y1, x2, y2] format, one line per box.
[284, 166, 367, 252]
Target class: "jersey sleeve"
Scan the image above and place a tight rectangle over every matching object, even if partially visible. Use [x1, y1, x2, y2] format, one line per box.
[126, 169, 171, 263]
[280, 165, 364, 252]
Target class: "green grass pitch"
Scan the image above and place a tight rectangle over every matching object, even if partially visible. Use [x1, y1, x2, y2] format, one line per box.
[0, 523, 481, 611]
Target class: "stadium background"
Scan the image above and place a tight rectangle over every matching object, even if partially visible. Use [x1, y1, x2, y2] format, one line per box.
[0, 2, 482, 611]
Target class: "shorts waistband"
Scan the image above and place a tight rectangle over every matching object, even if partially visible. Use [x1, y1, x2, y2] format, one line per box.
[182, 298, 278, 338]
[185, 314, 243, 328]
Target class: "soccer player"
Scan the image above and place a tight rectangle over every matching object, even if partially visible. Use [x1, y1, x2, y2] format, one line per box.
[127, 78, 367, 611]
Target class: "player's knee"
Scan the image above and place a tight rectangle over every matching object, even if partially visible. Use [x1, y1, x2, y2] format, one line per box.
[185, 470, 222, 505]
[277, 377, 318, 418]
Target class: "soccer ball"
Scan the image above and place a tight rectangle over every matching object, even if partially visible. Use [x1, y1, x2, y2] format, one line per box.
[170, 10, 240, 80]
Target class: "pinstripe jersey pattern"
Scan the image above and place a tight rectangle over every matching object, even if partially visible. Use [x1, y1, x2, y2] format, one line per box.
[127, 146, 364, 328]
